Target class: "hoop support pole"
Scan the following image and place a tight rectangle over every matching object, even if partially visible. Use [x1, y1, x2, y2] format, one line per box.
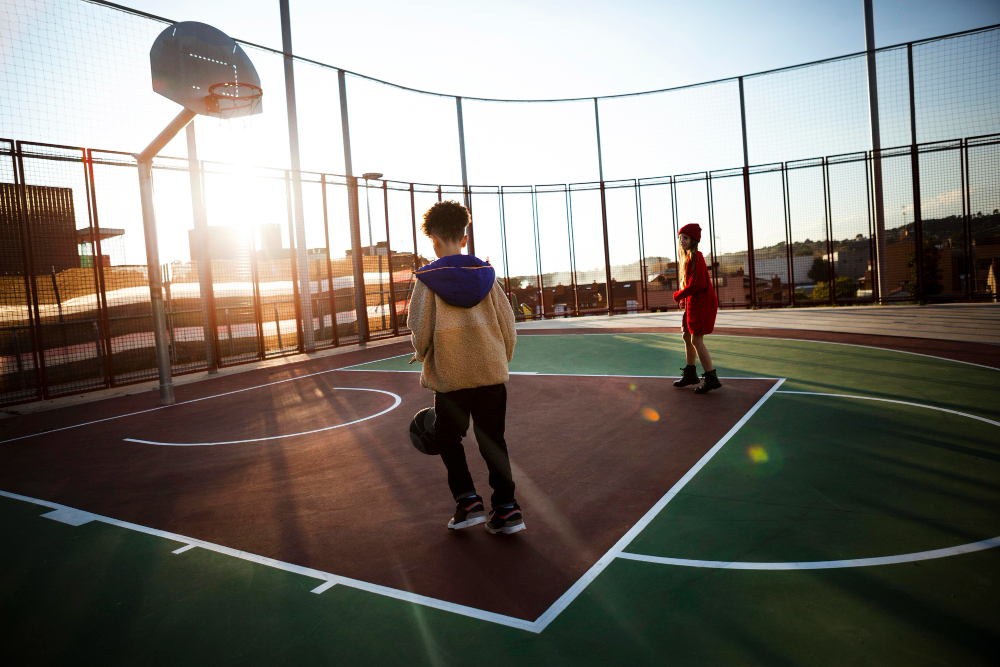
[134, 107, 197, 405]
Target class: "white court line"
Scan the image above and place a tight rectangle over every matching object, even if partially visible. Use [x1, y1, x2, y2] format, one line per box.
[530, 377, 786, 632]
[310, 580, 337, 595]
[617, 390, 1000, 571]
[343, 368, 782, 381]
[0, 352, 414, 446]
[172, 544, 196, 554]
[124, 388, 402, 446]
[518, 330, 999, 372]
[776, 390, 1000, 428]
[0, 488, 537, 632]
[0, 378, 787, 633]
[617, 536, 1000, 570]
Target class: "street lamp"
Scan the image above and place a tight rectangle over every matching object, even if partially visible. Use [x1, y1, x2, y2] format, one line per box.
[362, 172, 386, 329]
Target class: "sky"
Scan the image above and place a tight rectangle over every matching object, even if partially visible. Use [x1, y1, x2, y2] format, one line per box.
[122, 0, 1000, 100]
[1, 0, 997, 274]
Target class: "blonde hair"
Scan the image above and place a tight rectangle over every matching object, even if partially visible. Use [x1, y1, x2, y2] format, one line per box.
[679, 239, 699, 289]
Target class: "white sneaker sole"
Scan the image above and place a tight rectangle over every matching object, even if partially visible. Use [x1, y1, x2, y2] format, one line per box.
[448, 514, 487, 530]
[486, 521, 526, 535]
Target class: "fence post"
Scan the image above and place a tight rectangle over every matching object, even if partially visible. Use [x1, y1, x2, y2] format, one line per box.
[593, 98, 613, 316]
[822, 157, 836, 305]
[907, 43, 925, 303]
[738, 77, 757, 309]
[338, 69, 369, 344]
[185, 124, 218, 373]
[249, 205, 266, 359]
[284, 171, 304, 352]
[278, 0, 314, 351]
[320, 174, 339, 346]
[456, 96, 474, 255]
[383, 180, 399, 334]
[15, 143, 49, 397]
[85, 148, 114, 384]
[565, 185, 580, 316]
[706, 173, 720, 290]
[531, 187, 544, 318]
[782, 163, 796, 305]
[634, 180, 648, 311]
[670, 176, 680, 309]
[864, 0, 889, 303]
[962, 139, 968, 301]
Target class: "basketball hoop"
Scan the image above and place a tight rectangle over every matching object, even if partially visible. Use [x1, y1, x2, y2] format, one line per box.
[206, 82, 263, 119]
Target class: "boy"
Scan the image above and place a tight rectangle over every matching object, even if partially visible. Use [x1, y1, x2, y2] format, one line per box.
[408, 201, 523, 534]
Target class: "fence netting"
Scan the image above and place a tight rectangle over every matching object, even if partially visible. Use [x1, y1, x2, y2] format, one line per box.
[1, 0, 998, 404]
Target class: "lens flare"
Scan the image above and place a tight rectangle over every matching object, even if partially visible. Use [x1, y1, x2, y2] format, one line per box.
[641, 407, 659, 422]
[747, 445, 769, 463]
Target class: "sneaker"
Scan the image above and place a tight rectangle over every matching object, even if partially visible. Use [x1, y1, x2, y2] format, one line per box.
[485, 503, 526, 535]
[447, 495, 486, 530]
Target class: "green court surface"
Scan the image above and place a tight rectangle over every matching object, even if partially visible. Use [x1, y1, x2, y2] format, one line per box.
[2, 333, 998, 665]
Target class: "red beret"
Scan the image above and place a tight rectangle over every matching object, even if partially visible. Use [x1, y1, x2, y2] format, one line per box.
[678, 223, 702, 243]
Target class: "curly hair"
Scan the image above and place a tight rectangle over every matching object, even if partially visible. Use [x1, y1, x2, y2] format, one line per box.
[421, 200, 470, 242]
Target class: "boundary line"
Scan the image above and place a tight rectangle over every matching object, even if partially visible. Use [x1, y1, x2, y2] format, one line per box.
[124, 388, 402, 446]
[0, 376, 786, 634]
[617, 536, 1000, 570]
[0, 353, 413, 446]
[530, 377, 786, 631]
[618, 390, 1000, 571]
[514, 330, 1000, 371]
[0, 488, 537, 632]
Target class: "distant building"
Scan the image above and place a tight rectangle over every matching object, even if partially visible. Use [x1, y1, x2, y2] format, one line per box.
[187, 225, 247, 261]
[258, 223, 285, 259]
[743, 256, 814, 286]
[1, 183, 79, 275]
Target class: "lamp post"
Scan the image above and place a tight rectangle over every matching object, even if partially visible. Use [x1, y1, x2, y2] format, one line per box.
[362, 172, 386, 330]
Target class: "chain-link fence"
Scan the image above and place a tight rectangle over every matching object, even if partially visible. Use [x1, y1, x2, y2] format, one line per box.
[2, 0, 999, 405]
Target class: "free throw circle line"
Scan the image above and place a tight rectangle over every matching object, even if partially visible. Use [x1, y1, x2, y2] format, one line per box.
[619, 390, 1000, 570]
[619, 536, 1000, 570]
[123, 387, 401, 446]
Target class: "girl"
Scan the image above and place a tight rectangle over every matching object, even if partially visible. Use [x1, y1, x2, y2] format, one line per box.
[672, 223, 721, 393]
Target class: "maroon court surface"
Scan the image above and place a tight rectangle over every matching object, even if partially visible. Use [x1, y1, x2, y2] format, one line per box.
[0, 352, 775, 621]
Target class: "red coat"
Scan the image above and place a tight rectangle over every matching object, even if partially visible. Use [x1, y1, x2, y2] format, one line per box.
[673, 251, 718, 335]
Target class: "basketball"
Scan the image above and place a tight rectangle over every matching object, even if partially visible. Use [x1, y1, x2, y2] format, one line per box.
[408, 407, 439, 455]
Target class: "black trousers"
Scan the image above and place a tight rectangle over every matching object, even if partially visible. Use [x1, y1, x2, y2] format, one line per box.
[433, 383, 515, 507]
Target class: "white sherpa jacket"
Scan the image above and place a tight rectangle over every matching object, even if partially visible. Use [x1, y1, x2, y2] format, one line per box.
[408, 257, 516, 393]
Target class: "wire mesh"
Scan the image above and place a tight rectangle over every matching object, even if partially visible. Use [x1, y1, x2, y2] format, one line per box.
[500, 186, 538, 321]
[0, 139, 42, 403]
[567, 183, 609, 315]
[16, 142, 107, 396]
[636, 177, 679, 312]
[877, 146, 917, 300]
[463, 100, 598, 186]
[913, 28, 1000, 144]
[598, 80, 743, 180]
[825, 153, 876, 304]
[965, 135, 1000, 301]
[707, 169, 749, 309]
[603, 181, 643, 313]
[534, 185, 574, 318]
[748, 164, 791, 307]
[914, 141, 967, 300]
[784, 158, 831, 305]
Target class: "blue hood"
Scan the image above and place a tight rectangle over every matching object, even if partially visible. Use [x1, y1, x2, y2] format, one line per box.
[415, 254, 496, 308]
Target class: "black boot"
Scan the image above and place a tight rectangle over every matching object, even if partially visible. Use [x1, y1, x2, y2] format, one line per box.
[673, 365, 700, 387]
[695, 369, 722, 394]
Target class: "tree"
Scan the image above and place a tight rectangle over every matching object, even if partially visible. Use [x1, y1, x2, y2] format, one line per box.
[807, 257, 829, 284]
[908, 238, 942, 298]
[812, 276, 857, 301]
